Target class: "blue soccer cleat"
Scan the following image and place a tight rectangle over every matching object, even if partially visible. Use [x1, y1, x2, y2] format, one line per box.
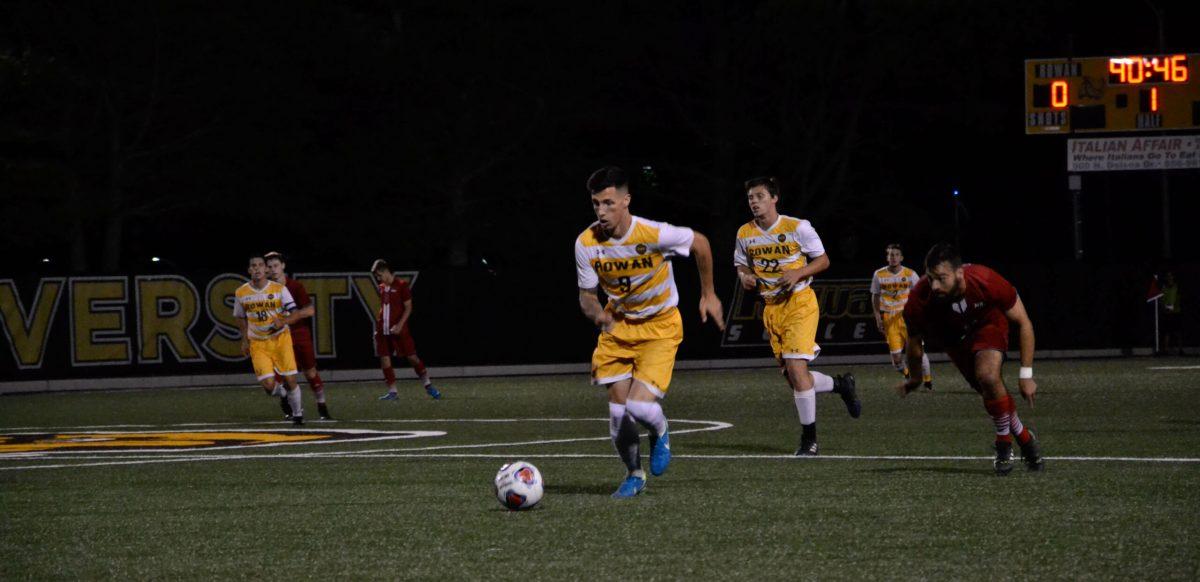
[611, 474, 646, 499]
[649, 432, 671, 476]
[378, 391, 398, 401]
[425, 384, 441, 400]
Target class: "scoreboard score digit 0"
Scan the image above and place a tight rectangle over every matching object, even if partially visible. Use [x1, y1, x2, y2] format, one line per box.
[1025, 54, 1200, 134]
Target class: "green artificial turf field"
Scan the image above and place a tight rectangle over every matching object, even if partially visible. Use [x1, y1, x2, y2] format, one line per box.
[2, 358, 1198, 580]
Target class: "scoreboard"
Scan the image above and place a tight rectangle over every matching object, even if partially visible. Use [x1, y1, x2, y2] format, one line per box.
[1025, 54, 1200, 134]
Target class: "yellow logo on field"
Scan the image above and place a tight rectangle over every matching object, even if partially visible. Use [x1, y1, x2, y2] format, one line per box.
[0, 431, 328, 453]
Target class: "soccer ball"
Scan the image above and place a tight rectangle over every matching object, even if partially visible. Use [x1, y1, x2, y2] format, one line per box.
[493, 461, 544, 511]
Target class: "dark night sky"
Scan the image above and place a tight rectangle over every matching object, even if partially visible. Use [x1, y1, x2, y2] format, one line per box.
[2, 0, 1198, 277]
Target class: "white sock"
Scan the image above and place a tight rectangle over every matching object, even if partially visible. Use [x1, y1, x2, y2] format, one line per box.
[287, 386, 303, 418]
[270, 385, 286, 397]
[420, 373, 431, 386]
[625, 399, 668, 437]
[314, 388, 326, 404]
[921, 353, 931, 378]
[893, 358, 906, 373]
[793, 389, 816, 425]
[811, 371, 835, 393]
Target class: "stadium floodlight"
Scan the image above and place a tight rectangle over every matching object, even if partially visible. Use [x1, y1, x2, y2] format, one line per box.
[151, 257, 161, 263]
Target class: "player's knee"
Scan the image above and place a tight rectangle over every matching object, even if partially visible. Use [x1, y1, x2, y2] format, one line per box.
[974, 371, 1003, 394]
[260, 379, 275, 392]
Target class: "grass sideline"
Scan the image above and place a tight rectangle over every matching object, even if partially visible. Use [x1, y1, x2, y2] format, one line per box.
[2, 358, 1198, 580]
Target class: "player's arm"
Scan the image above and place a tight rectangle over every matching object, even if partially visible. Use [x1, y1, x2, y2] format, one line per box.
[393, 299, 413, 333]
[1004, 295, 1037, 407]
[733, 241, 757, 291]
[236, 316, 250, 356]
[690, 231, 725, 331]
[871, 292, 883, 332]
[578, 287, 612, 331]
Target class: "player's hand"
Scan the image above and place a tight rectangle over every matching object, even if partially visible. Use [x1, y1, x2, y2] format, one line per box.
[699, 293, 725, 331]
[875, 317, 884, 334]
[777, 269, 805, 290]
[389, 323, 402, 334]
[240, 339, 250, 357]
[738, 271, 758, 291]
[593, 310, 615, 333]
[1019, 377, 1037, 408]
[893, 378, 921, 398]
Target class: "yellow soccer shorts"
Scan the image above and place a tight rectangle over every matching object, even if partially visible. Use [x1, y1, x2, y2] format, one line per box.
[591, 307, 684, 397]
[763, 287, 820, 361]
[882, 311, 908, 354]
[248, 332, 299, 381]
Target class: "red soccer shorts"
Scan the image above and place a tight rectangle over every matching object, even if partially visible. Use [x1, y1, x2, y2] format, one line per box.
[945, 322, 1009, 389]
[375, 329, 417, 358]
[291, 334, 317, 371]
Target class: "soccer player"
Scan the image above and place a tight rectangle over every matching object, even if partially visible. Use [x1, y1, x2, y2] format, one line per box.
[870, 244, 932, 388]
[897, 243, 1044, 475]
[371, 259, 440, 401]
[576, 165, 725, 499]
[234, 254, 306, 425]
[265, 252, 333, 420]
[734, 177, 861, 457]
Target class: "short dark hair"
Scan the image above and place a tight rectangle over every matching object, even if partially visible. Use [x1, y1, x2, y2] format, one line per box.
[885, 243, 903, 253]
[924, 243, 962, 271]
[263, 251, 285, 264]
[587, 166, 629, 194]
[370, 259, 391, 274]
[248, 253, 265, 264]
[744, 176, 780, 199]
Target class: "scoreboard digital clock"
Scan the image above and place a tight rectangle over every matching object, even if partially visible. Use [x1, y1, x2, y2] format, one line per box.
[1025, 54, 1200, 134]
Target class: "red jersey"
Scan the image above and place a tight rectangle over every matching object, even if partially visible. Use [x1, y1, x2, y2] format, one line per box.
[903, 264, 1018, 347]
[282, 277, 314, 341]
[376, 278, 412, 335]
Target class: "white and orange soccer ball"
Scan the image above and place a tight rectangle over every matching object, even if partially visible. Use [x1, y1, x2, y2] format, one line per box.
[493, 461, 544, 511]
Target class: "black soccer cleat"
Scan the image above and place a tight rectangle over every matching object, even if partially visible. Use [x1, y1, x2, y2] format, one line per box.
[794, 439, 819, 456]
[317, 403, 332, 420]
[923, 380, 934, 391]
[993, 441, 1015, 476]
[280, 396, 293, 420]
[835, 373, 862, 419]
[292, 415, 304, 426]
[1019, 433, 1045, 472]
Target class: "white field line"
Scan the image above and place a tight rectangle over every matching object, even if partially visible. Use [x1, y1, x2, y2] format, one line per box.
[3, 418, 1199, 471]
[4, 452, 1199, 472]
[1147, 365, 1200, 370]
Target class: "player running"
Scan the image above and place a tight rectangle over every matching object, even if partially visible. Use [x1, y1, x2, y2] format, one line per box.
[234, 254, 306, 425]
[576, 165, 725, 499]
[870, 244, 932, 388]
[734, 177, 861, 456]
[371, 259, 441, 401]
[897, 243, 1044, 475]
[265, 252, 333, 420]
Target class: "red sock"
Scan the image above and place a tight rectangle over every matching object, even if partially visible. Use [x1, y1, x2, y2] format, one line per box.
[383, 366, 396, 386]
[983, 396, 1013, 443]
[1005, 397, 1033, 445]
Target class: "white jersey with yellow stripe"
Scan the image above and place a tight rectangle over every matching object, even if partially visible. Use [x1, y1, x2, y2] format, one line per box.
[575, 215, 694, 320]
[870, 265, 920, 314]
[232, 281, 297, 340]
[733, 215, 825, 303]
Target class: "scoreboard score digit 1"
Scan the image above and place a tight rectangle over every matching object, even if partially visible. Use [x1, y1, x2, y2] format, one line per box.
[1025, 54, 1200, 134]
